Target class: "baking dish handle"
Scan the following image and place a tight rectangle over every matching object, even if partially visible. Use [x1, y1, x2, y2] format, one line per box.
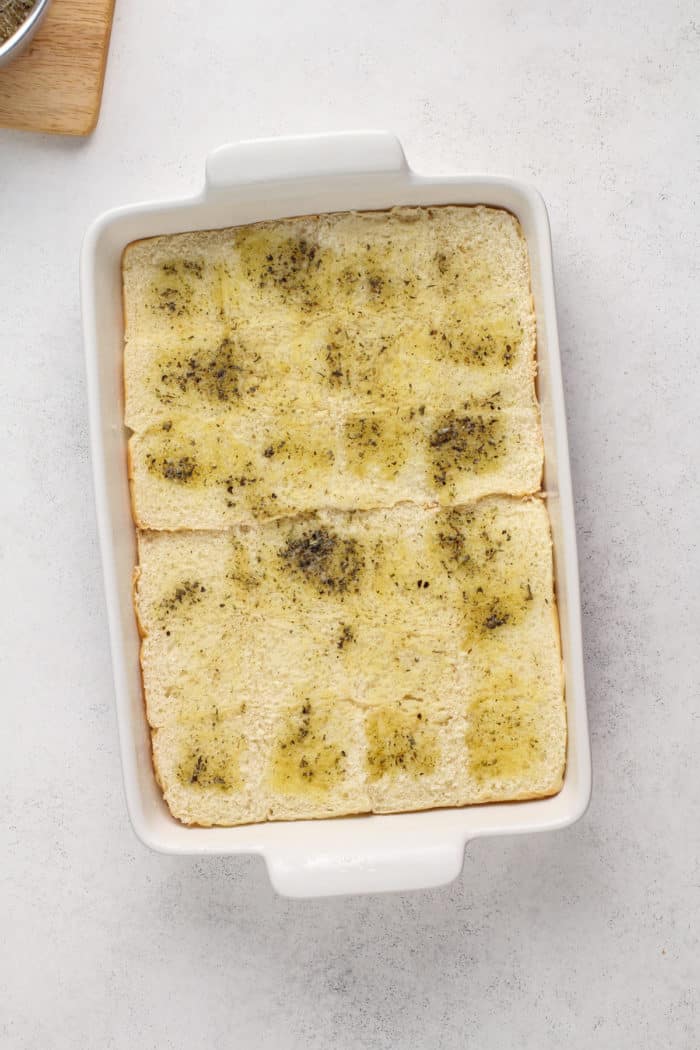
[205, 131, 408, 191]
[265, 840, 466, 898]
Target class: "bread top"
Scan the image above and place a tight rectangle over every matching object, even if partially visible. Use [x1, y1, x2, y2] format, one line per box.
[136, 498, 565, 825]
[124, 206, 566, 826]
[123, 207, 542, 529]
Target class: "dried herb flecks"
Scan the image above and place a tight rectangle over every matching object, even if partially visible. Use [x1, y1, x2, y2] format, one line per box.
[279, 527, 364, 596]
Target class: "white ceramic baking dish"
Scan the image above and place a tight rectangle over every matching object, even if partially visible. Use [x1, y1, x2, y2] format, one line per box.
[81, 131, 590, 898]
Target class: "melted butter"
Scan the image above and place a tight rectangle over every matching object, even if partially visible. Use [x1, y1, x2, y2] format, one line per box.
[270, 700, 346, 796]
[365, 703, 439, 781]
[343, 412, 410, 480]
[427, 312, 524, 370]
[369, 333, 428, 404]
[228, 223, 426, 322]
[145, 257, 224, 335]
[148, 260, 200, 318]
[335, 621, 356, 652]
[332, 244, 402, 312]
[433, 244, 509, 298]
[139, 413, 341, 520]
[144, 433, 205, 486]
[176, 717, 244, 792]
[225, 536, 264, 593]
[428, 399, 507, 489]
[157, 578, 207, 623]
[315, 323, 382, 391]
[157, 633, 249, 723]
[232, 225, 331, 315]
[466, 676, 545, 782]
[277, 522, 365, 598]
[432, 505, 536, 643]
[154, 336, 262, 408]
[369, 534, 426, 600]
[461, 579, 535, 641]
[422, 236, 528, 368]
[141, 419, 250, 490]
[243, 422, 338, 520]
[141, 419, 282, 523]
[260, 425, 336, 483]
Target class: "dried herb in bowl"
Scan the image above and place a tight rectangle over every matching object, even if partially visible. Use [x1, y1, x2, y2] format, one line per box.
[0, 0, 36, 45]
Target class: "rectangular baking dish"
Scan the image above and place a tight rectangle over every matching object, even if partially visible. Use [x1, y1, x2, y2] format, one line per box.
[81, 131, 590, 898]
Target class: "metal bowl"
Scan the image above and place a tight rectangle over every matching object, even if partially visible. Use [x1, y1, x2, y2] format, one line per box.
[0, 0, 52, 69]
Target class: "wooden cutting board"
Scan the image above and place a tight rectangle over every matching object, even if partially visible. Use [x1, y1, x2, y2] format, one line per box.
[0, 0, 115, 135]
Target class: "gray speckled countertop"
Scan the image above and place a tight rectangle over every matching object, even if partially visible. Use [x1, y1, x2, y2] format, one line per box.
[2, 1, 698, 1046]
